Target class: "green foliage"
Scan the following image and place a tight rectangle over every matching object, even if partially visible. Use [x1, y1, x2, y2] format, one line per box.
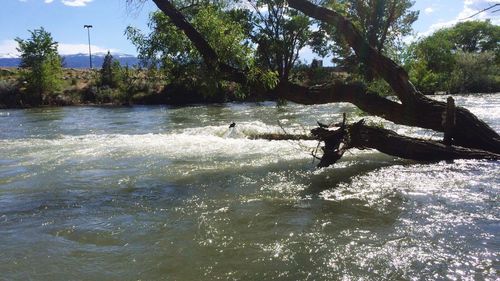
[126, 4, 254, 96]
[450, 20, 499, 56]
[126, 0, 309, 98]
[100, 51, 120, 88]
[406, 58, 439, 95]
[15, 27, 62, 102]
[345, 0, 418, 51]
[250, 0, 313, 81]
[316, 0, 418, 73]
[406, 20, 500, 94]
[248, 67, 279, 88]
[448, 51, 499, 94]
[366, 78, 393, 97]
[0, 80, 20, 104]
[119, 64, 135, 100]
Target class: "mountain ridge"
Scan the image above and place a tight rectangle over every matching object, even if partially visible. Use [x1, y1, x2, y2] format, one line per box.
[0, 53, 139, 68]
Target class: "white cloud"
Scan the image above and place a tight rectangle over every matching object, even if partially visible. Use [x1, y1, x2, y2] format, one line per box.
[424, 7, 434, 14]
[45, 0, 54, 3]
[464, 0, 500, 4]
[0, 39, 119, 58]
[61, 0, 93, 7]
[0, 40, 20, 58]
[420, 0, 500, 38]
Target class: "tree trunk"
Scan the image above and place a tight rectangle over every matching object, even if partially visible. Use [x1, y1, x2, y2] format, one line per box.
[151, 0, 248, 84]
[286, 0, 500, 154]
[310, 120, 500, 167]
[251, 119, 500, 167]
[148, 0, 500, 165]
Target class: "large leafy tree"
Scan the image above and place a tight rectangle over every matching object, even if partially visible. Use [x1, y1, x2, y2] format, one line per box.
[248, 0, 312, 81]
[126, 2, 263, 96]
[406, 20, 500, 94]
[15, 27, 62, 103]
[451, 20, 500, 56]
[313, 0, 418, 79]
[126, 0, 313, 90]
[346, 0, 418, 52]
[125, 0, 499, 165]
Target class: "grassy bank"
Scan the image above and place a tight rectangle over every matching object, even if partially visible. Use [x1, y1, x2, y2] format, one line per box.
[1, 66, 499, 109]
[0, 67, 275, 108]
[0, 66, 336, 108]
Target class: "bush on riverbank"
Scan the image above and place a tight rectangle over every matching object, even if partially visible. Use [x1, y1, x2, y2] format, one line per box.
[0, 61, 498, 109]
[16, 28, 64, 104]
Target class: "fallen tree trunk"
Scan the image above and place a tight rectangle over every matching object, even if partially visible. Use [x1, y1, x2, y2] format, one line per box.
[276, 81, 500, 153]
[147, 0, 499, 166]
[249, 133, 315, 141]
[252, 121, 500, 167]
[345, 122, 499, 161]
[286, 0, 500, 154]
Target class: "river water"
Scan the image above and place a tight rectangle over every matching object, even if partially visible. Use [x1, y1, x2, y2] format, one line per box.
[0, 94, 498, 280]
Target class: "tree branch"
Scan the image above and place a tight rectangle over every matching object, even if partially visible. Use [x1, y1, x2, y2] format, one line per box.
[151, 0, 248, 84]
[286, 0, 420, 104]
[311, 120, 500, 167]
[286, 0, 500, 153]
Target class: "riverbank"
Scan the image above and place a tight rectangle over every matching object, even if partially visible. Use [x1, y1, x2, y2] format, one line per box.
[2, 67, 499, 109]
[0, 95, 498, 280]
[0, 67, 256, 109]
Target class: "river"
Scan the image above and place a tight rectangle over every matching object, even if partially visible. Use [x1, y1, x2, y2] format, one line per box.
[0, 94, 498, 280]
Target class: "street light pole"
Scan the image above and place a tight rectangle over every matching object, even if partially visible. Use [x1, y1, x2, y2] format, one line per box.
[84, 25, 93, 69]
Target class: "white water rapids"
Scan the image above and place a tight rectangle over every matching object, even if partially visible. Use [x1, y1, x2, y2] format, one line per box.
[0, 95, 498, 280]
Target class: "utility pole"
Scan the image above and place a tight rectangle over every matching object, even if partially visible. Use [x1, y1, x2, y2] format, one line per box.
[84, 25, 93, 69]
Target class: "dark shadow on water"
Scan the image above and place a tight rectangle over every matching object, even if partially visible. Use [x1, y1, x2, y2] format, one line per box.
[165, 151, 415, 199]
[303, 155, 413, 196]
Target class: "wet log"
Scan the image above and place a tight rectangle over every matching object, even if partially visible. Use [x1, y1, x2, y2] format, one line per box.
[286, 0, 500, 154]
[249, 133, 315, 141]
[252, 115, 499, 166]
[312, 120, 500, 167]
[311, 113, 348, 167]
[150, 0, 500, 157]
[442, 96, 456, 145]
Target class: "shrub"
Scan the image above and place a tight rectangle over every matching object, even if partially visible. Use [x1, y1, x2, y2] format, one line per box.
[15, 27, 63, 103]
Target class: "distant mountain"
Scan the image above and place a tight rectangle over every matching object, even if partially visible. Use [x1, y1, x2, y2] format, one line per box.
[0, 57, 20, 68]
[0, 53, 139, 68]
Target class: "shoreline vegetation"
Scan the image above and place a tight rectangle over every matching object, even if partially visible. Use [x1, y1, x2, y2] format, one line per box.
[1, 64, 498, 109]
[0, 66, 246, 108]
[1, 13, 498, 109]
[0, 63, 350, 108]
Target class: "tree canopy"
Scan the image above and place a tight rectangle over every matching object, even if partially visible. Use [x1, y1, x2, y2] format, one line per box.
[249, 0, 312, 81]
[100, 51, 123, 88]
[15, 27, 62, 102]
[405, 20, 500, 94]
[126, 3, 268, 96]
[311, 0, 418, 75]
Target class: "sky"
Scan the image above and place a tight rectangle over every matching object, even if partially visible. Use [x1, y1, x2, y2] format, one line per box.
[0, 0, 499, 59]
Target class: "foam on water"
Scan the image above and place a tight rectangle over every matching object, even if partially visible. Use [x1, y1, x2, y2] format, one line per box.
[0, 122, 316, 162]
[0, 94, 498, 280]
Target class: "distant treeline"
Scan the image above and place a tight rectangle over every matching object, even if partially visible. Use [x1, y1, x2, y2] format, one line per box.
[404, 20, 499, 95]
[0, 0, 499, 108]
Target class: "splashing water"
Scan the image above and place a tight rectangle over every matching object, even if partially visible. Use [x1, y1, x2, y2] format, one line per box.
[0, 95, 498, 280]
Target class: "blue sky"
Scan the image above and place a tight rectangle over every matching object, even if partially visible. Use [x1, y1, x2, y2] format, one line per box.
[0, 0, 498, 58]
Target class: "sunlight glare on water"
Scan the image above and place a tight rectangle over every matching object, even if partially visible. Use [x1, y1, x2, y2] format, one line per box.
[0, 94, 498, 280]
